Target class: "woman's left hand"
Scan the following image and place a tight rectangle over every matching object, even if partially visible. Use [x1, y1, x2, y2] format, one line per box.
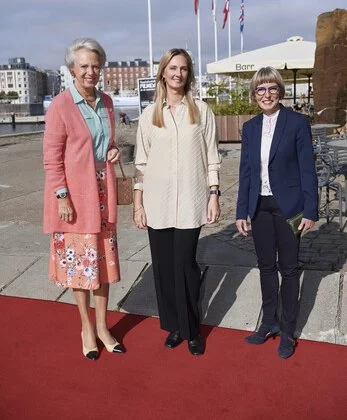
[107, 147, 121, 164]
[207, 196, 221, 224]
[298, 218, 315, 234]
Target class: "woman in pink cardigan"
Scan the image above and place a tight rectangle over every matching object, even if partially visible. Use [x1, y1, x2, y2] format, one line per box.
[43, 38, 125, 360]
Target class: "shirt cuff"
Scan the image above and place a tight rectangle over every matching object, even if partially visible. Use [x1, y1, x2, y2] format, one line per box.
[208, 171, 219, 187]
[56, 187, 68, 196]
[133, 182, 143, 191]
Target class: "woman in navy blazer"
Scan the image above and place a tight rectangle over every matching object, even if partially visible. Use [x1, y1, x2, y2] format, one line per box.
[236, 67, 318, 359]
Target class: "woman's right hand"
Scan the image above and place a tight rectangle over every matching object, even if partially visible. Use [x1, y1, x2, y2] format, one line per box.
[133, 206, 147, 229]
[236, 219, 248, 236]
[58, 197, 74, 223]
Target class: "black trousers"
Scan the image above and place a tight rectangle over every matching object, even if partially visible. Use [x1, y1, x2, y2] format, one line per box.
[147, 226, 202, 340]
[251, 196, 300, 336]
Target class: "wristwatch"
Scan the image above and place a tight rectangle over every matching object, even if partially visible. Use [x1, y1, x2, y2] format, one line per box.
[56, 191, 68, 199]
[210, 190, 221, 196]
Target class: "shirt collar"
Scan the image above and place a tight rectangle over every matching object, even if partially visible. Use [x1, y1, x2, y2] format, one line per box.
[263, 108, 280, 120]
[163, 96, 187, 109]
[70, 81, 100, 105]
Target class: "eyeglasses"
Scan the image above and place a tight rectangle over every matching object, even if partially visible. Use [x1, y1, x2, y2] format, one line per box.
[254, 85, 280, 96]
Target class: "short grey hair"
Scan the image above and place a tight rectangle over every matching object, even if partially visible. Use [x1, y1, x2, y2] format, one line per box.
[250, 67, 285, 100]
[65, 38, 106, 70]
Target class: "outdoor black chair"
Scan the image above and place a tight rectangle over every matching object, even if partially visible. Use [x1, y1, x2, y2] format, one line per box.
[311, 126, 329, 154]
[315, 152, 343, 231]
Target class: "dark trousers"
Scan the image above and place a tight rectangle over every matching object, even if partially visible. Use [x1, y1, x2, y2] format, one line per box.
[147, 226, 202, 340]
[251, 196, 300, 335]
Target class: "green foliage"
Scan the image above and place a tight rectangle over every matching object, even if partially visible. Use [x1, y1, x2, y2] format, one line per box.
[7, 91, 19, 99]
[206, 79, 260, 116]
[209, 96, 260, 116]
[206, 80, 230, 100]
[0, 90, 6, 99]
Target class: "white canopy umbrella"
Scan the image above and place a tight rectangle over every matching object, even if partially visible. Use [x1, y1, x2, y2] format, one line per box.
[206, 36, 316, 103]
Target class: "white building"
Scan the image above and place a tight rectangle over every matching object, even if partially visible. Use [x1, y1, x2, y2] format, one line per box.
[0, 58, 39, 104]
[60, 65, 103, 91]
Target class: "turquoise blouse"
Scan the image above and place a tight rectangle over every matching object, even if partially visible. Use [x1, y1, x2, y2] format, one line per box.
[70, 82, 111, 162]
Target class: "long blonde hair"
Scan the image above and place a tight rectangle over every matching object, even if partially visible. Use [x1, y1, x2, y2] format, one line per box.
[152, 48, 200, 128]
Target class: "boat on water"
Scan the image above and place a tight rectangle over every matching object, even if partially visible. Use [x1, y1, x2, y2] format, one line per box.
[43, 94, 140, 110]
[43, 95, 53, 112]
[112, 95, 139, 108]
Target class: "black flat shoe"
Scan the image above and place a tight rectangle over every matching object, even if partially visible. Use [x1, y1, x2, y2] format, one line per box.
[165, 331, 183, 349]
[245, 323, 280, 345]
[277, 333, 296, 359]
[188, 335, 205, 356]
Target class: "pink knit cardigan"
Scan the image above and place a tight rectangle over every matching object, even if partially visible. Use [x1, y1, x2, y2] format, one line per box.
[43, 89, 118, 234]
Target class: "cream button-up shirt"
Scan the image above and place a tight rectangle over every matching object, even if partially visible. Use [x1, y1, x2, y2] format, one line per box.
[134, 99, 221, 229]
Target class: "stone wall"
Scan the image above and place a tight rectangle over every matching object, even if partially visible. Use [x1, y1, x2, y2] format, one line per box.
[313, 9, 347, 126]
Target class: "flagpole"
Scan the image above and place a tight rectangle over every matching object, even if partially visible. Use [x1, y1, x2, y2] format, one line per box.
[213, 0, 219, 103]
[147, 0, 154, 77]
[228, 5, 232, 103]
[241, 32, 244, 54]
[228, 6, 231, 58]
[197, 7, 202, 99]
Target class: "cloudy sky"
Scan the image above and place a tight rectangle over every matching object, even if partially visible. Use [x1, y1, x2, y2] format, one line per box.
[2, 0, 346, 72]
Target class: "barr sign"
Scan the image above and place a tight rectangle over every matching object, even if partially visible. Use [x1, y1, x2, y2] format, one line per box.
[235, 64, 255, 71]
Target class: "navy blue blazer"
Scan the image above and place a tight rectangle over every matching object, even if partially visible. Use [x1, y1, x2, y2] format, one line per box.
[236, 105, 319, 221]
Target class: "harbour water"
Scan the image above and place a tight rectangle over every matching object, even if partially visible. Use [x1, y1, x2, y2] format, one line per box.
[0, 123, 44, 136]
[0, 107, 139, 136]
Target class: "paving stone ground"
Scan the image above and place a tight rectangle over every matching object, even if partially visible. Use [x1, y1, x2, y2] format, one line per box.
[1, 130, 346, 345]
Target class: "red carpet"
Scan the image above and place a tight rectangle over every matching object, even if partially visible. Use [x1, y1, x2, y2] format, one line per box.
[0, 296, 346, 420]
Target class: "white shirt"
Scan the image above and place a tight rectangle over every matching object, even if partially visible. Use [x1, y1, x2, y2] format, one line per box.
[260, 109, 280, 195]
[134, 99, 221, 229]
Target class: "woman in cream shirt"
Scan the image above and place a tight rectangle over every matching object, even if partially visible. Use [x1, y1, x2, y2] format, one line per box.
[134, 48, 221, 355]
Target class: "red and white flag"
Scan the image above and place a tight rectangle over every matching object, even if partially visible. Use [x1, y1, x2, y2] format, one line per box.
[194, 0, 199, 14]
[222, 0, 230, 29]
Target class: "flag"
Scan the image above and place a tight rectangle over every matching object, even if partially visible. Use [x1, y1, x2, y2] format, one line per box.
[222, 0, 230, 29]
[194, 0, 199, 14]
[239, 0, 244, 33]
[211, 0, 216, 21]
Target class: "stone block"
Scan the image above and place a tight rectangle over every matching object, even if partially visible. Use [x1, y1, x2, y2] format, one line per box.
[0, 255, 40, 292]
[200, 266, 262, 331]
[1, 256, 62, 301]
[296, 271, 340, 343]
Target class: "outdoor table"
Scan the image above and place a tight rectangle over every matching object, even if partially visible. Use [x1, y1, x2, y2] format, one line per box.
[311, 123, 341, 138]
[311, 124, 341, 130]
[328, 139, 347, 149]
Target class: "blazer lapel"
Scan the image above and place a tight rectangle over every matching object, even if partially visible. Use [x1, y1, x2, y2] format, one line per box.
[252, 113, 263, 171]
[269, 106, 287, 163]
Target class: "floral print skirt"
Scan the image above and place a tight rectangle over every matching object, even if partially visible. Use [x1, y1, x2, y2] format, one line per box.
[49, 167, 120, 290]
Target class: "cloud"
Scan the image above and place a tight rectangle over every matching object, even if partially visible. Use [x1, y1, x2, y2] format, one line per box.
[1, 0, 346, 72]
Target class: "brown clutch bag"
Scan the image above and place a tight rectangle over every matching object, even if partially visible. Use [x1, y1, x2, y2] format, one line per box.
[116, 161, 133, 205]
